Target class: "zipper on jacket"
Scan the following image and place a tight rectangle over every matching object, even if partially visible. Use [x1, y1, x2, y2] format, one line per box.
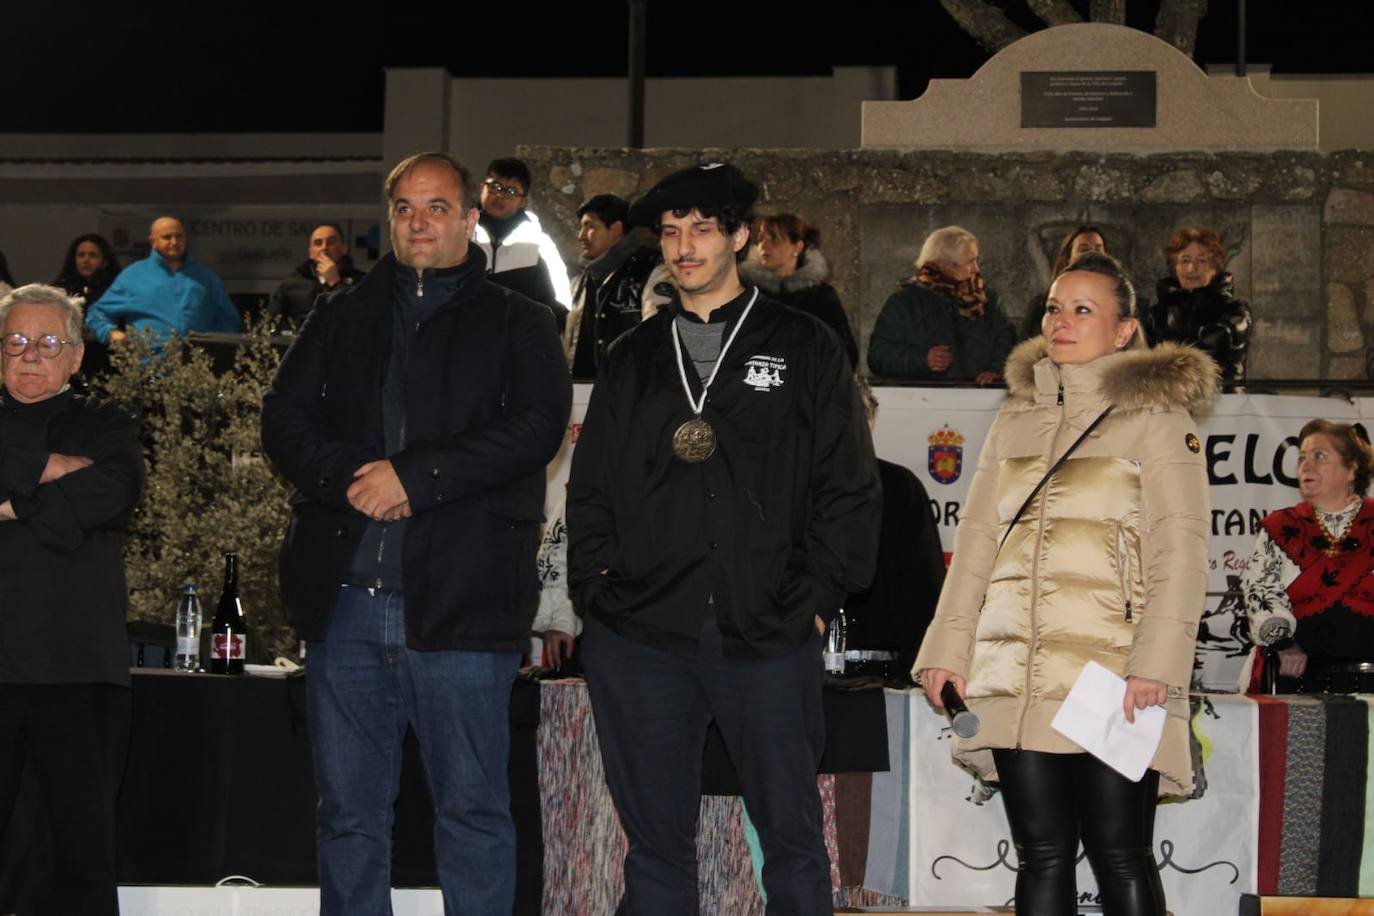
[1116, 522, 1134, 622]
[1057, 380, 1064, 406]
[1016, 397, 1068, 747]
[416, 271, 425, 298]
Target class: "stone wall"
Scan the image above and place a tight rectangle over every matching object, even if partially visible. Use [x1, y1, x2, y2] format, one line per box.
[520, 146, 1374, 380]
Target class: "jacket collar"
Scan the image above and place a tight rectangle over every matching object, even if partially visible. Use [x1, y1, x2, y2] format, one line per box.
[668, 284, 755, 325]
[1156, 270, 1236, 302]
[357, 245, 488, 313]
[478, 208, 531, 244]
[738, 249, 829, 295]
[582, 234, 646, 277]
[0, 386, 74, 415]
[1006, 337, 1219, 413]
[148, 249, 193, 274]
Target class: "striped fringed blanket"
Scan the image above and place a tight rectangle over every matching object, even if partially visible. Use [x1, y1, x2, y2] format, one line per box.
[1254, 693, 1374, 897]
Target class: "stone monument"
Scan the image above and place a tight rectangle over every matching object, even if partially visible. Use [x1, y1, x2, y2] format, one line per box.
[863, 23, 1318, 153]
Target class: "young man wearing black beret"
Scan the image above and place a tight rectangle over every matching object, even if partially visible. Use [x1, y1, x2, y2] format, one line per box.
[568, 162, 881, 914]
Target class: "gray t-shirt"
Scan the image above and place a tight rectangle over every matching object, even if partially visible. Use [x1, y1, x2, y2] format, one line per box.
[674, 314, 726, 385]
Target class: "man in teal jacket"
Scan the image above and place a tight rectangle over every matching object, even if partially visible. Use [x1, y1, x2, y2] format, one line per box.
[86, 216, 240, 346]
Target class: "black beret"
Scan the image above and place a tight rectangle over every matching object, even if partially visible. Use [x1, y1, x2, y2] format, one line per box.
[626, 162, 758, 229]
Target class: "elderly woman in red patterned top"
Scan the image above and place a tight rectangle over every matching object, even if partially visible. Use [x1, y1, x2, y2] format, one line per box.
[1243, 419, 1374, 691]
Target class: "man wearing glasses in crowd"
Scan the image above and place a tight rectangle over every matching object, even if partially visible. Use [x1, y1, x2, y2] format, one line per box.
[473, 157, 573, 329]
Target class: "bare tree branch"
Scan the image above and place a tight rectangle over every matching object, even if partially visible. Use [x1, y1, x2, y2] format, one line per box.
[937, 0, 1029, 54]
[1027, 0, 1083, 27]
[1154, 0, 1208, 57]
[1089, 0, 1126, 24]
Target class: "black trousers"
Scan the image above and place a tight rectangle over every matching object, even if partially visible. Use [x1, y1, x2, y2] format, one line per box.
[992, 749, 1165, 916]
[0, 683, 131, 916]
[582, 615, 831, 916]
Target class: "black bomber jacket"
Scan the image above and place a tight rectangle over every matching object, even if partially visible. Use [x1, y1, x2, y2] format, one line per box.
[567, 289, 881, 658]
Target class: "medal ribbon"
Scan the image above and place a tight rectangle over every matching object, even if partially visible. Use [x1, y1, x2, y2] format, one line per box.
[670, 288, 760, 416]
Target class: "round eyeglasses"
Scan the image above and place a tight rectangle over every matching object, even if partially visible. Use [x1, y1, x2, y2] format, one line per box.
[483, 178, 525, 198]
[2, 333, 75, 359]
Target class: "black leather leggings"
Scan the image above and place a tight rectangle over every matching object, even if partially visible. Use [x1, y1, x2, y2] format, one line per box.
[991, 749, 1165, 916]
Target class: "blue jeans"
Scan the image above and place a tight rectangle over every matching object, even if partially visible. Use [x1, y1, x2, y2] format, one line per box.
[307, 585, 520, 916]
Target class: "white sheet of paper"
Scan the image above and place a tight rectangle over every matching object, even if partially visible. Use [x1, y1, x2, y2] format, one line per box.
[1049, 660, 1166, 782]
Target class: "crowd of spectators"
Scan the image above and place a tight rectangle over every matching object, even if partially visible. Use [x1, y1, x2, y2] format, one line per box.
[0, 159, 1257, 390]
[868, 222, 1252, 386]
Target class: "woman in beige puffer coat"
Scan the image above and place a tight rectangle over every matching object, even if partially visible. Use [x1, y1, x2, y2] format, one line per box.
[916, 252, 1217, 916]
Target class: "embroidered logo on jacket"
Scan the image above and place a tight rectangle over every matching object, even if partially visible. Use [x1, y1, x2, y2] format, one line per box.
[743, 355, 786, 391]
[928, 425, 965, 484]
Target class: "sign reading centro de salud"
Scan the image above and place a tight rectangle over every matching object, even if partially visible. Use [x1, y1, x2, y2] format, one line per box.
[1021, 70, 1157, 127]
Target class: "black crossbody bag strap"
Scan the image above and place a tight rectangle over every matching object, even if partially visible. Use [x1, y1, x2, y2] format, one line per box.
[998, 406, 1114, 550]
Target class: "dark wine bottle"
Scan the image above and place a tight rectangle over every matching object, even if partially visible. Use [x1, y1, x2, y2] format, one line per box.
[208, 553, 246, 675]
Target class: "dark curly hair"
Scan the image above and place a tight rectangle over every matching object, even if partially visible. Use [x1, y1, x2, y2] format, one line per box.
[51, 234, 122, 303]
[653, 204, 755, 263]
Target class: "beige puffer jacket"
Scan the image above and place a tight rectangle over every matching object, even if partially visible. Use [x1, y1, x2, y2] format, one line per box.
[914, 338, 1217, 796]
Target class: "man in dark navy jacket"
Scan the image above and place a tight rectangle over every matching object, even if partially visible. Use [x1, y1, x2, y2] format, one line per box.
[262, 152, 571, 916]
[568, 163, 880, 914]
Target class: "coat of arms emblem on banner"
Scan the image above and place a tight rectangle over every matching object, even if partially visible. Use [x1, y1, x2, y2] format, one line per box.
[927, 424, 964, 484]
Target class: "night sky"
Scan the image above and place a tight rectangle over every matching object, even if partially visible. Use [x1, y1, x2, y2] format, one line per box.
[5, 2, 1368, 135]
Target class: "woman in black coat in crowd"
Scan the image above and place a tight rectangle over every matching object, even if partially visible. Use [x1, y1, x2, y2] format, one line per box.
[1142, 226, 1251, 386]
[740, 213, 859, 367]
[52, 233, 123, 381]
[52, 233, 122, 306]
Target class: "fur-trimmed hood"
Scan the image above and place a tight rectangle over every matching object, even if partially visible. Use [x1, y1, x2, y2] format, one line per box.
[1005, 337, 1219, 413]
[739, 248, 830, 295]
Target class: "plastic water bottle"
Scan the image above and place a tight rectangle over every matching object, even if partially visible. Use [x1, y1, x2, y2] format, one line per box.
[823, 609, 847, 675]
[174, 584, 202, 672]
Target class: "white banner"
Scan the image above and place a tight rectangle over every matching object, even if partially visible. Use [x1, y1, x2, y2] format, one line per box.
[908, 692, 1259, 916]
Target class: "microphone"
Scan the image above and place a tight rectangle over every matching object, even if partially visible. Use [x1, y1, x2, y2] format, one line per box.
[1256, 617, 1292, 647]
[941, 681, 981, 738]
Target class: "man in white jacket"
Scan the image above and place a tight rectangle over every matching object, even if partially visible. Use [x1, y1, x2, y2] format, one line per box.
[473, 157, 572, 329]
